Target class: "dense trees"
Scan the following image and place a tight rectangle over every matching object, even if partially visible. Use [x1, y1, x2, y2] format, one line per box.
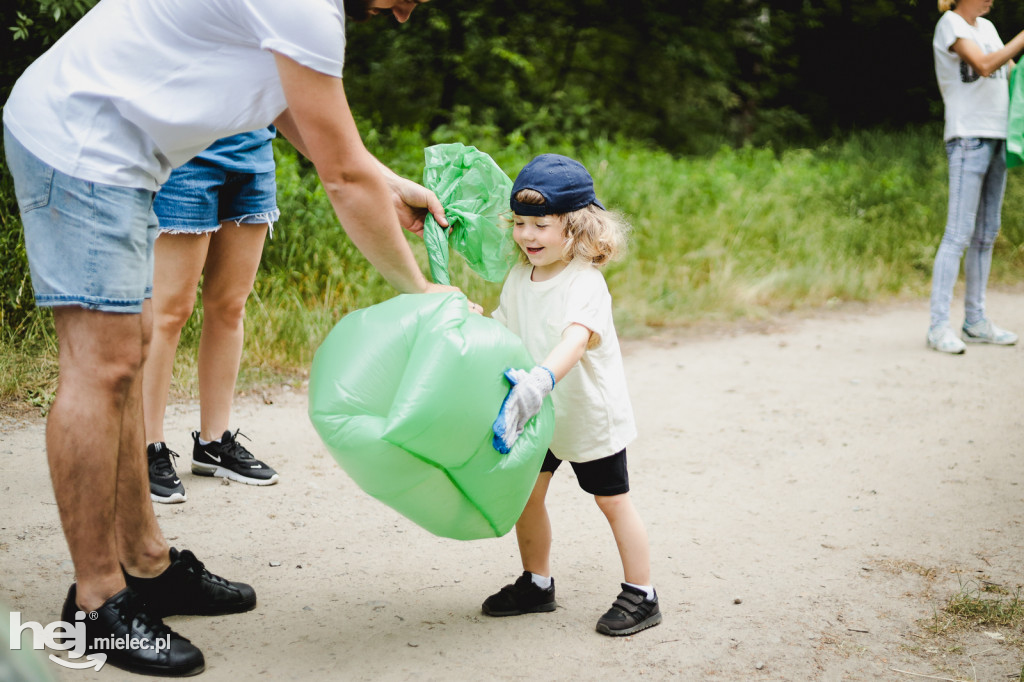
[6, 0, 1024, 331]
[8, 0, 1024, 151]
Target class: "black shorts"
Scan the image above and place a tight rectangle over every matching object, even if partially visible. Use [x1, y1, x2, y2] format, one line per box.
[541, 448, 629, 496]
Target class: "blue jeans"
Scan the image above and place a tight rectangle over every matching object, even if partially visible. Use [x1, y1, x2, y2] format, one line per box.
[4, 126, 158, 313]
[929, 137, 1006, 329]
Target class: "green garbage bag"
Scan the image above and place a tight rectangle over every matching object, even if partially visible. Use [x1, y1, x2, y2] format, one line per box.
[1009, 64, 1024, 169]
[421, 143, 518, 285]
[309, 292, 554, 540]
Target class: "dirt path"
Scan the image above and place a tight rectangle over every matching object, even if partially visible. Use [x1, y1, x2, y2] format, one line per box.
[2, 291, 1022, 681]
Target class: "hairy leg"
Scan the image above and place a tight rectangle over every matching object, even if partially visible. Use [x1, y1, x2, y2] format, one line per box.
[49, 307, 161, 610]
[116, 299, 171, 578]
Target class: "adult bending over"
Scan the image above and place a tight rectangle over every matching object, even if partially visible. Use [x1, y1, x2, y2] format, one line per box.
[928, 0, 1024, 353]
[3, 0, 454, 676]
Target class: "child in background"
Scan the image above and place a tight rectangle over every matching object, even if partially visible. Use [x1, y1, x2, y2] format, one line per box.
[486, 154, 661, 636]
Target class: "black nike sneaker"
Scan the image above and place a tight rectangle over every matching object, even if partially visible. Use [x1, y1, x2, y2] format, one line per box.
[191, 429, 279, 485]
[148, 442, 186, 504]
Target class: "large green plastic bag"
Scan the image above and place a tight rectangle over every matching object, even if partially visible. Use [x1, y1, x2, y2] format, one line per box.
[421, 143, 517, 285]
[1009, 64, 1024, 169]
[308, 292, 554, 540]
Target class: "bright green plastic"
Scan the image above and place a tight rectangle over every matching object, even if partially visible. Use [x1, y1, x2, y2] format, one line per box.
[1010, 64, 1024, 169]
[308, 292, 554, 540]
[421, 143, 517, 285]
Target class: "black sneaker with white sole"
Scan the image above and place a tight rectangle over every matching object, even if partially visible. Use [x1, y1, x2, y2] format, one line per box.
[191, 429, 279, 485]
[148, 442, 186, 504]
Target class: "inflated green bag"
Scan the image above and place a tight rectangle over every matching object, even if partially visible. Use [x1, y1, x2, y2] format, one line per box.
[307, 145, 552, 540]
[308, 292, 554, 539]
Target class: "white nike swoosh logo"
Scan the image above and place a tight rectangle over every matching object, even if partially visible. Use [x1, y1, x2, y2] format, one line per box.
[172, 479, 180, 485]
[205, 453, 222, 462]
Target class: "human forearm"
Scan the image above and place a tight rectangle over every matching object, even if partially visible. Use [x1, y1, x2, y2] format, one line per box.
[540, 324, 592, 382]
[955, 30, 1024, 77]
[320, 164, 430, 293]
[273, 52, 433, 294]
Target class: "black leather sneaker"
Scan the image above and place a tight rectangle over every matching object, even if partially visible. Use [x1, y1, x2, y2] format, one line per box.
[60, 584, 204, 677]
[191, 429, 279, 485]
[595, 584, 662, 636]
[481, 571, 556, 616]
[148, 442, 186, 504]
[125, 547, 256, 617]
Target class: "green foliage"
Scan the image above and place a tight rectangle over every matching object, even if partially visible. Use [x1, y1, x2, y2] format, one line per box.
[6, 125, 1024, 402]
[0, 166, 34, 334]
[6, 1, 1024, 403]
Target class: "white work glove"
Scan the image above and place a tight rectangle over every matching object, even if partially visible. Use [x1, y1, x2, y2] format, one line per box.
[491, 366, 555, 454]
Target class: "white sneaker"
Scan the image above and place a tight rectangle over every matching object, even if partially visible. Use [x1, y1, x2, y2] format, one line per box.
[927, 325, 966, 354]
[962, 319, 1018, 345]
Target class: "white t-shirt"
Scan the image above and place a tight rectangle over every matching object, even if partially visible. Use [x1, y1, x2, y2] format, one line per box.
[3, 0, 346, 191]
[933, 11, 1009, 141]
[493, 260, 637, 463]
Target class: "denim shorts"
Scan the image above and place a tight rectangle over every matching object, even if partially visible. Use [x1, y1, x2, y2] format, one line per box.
[153, 157, 280, 235]
[541, 448, 630, 496]
[4, 126, 157, 313]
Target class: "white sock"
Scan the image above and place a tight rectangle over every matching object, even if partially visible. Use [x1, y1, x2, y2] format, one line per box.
[530, 573, 552, 589]
[625, 582, 655, 600]
[198, 435, 223, 446]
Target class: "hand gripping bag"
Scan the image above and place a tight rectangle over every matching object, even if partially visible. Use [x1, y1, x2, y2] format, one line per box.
[308, 146, 552, 540]
[421, 142, 518, 285]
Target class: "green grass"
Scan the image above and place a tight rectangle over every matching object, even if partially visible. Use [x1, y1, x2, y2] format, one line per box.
[928, 581, 1024, 636]
[4, 124, 1024, 407]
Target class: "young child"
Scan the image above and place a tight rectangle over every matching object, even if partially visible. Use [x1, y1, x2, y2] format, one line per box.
[486, 153, 661, 636]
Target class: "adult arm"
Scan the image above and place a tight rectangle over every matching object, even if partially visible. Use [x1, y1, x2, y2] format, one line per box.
[276, 109, 448, 237]
[271, 53, 451, 293]
[952, 28, 1024, 77]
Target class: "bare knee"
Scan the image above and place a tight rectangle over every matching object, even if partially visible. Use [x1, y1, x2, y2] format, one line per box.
[153, 294, 196, 336]
[204, 295, 248, 332]
[595, 492, 630, 517]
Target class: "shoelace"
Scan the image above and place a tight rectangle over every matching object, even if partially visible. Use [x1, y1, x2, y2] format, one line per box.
[222, 429, 256, 462]
[120, 590, 175, 642]
[178, 549, 232, 587]
[150, 447, 180, 478]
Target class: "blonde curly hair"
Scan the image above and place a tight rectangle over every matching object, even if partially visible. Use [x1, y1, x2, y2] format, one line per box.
[510, 188, 630, 268]
[938, 0, 956, 11]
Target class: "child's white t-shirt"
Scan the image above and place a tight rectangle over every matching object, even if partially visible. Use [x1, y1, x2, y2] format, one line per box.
[3, 0, 346, 191]
[493, 260, 637, 463]
[933, 11, 1009, 141]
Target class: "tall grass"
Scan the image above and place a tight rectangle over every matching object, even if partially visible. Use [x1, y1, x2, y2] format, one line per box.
[4, 125, 1024, 405]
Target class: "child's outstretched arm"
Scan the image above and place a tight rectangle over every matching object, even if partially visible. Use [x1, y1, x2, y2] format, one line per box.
[539, 323, 592, 383]
[491, 323, 593, 454]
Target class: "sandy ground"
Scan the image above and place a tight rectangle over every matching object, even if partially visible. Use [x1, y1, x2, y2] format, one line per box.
[1, 290, 1023, 681]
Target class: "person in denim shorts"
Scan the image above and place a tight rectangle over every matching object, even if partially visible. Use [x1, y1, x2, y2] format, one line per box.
[3, 0, 457, 675]
[929, 0, 1024, 354]
[143, 129, 281, 504]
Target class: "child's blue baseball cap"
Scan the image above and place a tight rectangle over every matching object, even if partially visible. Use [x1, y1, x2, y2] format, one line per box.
[510, 154, 606, 216]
